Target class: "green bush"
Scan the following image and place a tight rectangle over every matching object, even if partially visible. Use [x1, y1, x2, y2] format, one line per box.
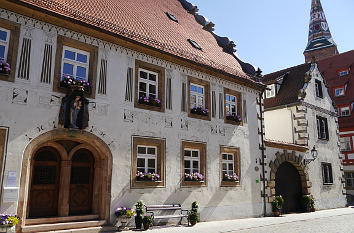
[271, 196, 284, 211]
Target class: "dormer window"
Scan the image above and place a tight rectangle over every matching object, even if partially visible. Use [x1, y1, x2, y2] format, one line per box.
[166, 12, 178, 23]
[334, 87, 345, 97]
[188, 39, 202, 50]
[340, 106, 350, 117]
[315, 79, 323, 98]
[339, 69, 349, 77]
[265, 84, 276, 98]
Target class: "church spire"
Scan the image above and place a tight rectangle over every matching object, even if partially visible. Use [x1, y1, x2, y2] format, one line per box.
[304, 0, 338, 62]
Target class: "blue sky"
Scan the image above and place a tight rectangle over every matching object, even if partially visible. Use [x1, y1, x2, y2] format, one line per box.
[188, 0, 354, 74]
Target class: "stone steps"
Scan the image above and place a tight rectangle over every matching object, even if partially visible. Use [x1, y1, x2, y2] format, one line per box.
[22, 220, 107, 233]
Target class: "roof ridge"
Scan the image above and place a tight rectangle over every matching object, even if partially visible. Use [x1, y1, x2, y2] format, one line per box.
[264, 63, 310, 76]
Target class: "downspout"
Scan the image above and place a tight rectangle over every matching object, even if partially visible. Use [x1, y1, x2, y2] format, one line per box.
[259, 90, 267, 217]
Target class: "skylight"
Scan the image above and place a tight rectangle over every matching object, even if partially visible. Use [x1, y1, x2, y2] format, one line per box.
[188, 39, 202, 50]
[166, 12, 178, 23]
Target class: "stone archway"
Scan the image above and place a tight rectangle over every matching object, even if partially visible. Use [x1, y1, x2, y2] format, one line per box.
[268, 150, 312, 211]
[17, 129, 112, 232]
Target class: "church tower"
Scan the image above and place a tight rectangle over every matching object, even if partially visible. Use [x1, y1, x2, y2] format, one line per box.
[304, 0, 338, 62]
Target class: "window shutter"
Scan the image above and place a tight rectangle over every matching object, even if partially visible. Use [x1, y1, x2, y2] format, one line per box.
[125, 67, 133, 101]
[98, 59, 107, 95]
[40, 43, 53, 84]
[211, 91, 216, 118]
[181, 82, 187, 112]
[243, 99, 247, 123]
[18, 38, 31, 80]
[166, 77, 172, 110]
[219, 92, 224, 119]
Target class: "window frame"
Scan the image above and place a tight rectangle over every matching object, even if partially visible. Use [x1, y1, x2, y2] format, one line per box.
[61, 45, 90, 81]
[265, 84, 276, 98]
[136, 145, 157, 174]
[345, 172, 354, 190]
[0, 27, 10, 60]
[315, 79, 323, 98]
[224, 88, 242, 125]
[334, 87, 345, 97]
[340, 137, 352, 152]
[181, 141, 206, 187]
[187, 76, 211, 121]
[183, 148, 200, 174]
[220, 146, 240, 187]
[132, 136, 165, 188]
[316, 116, 329, 140]
[340, 106, 351, 117]
[134, 60, 165, 112]
[321, 163, 333, 185]
[0, 18, 20, 82]
[54, 35, 98, 98]
[190, 83, 205, 109]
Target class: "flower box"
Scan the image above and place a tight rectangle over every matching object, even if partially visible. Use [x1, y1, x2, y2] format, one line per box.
[190, 107, 208, 116]
[0, 59, 11, 76]
[222, 173, 239, 182]
[59, 75, 91, 92]
[136, 172, 160, 182]
[226, 114, 242, 123]
[184, 172, 204, 182]
[138, 96, 161, 107]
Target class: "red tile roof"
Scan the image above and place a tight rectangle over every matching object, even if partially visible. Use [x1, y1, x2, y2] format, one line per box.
[15, 0, 261, 87]
[318, 50, 354, 130]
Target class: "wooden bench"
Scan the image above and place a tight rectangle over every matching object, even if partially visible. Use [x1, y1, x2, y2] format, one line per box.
[145, 204, 189, 226]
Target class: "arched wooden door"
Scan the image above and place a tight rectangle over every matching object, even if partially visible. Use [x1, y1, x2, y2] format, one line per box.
[29, 147, 60, 218]
[275, 162, 302, 213]
[69, 148, 94, 215]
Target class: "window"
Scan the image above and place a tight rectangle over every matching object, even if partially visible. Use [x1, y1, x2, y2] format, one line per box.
[188, 39, 202, 50]
[265, 84, 275, 98]
[134, 60, 165, 112]
[340, 137, 352, 151]
[220, 146, 240, 187]
[321, 163, 333, 185]
[335, 87, 345, 97]
[345, 172, 354, 189]
[0, 18, 20, 82]
[315, 79, 323, 98]
[224, 88, 242, 125]
[316, 116, 329, 140]
[166, 12, 178, 23]
[188, 76, 210, 120]
[339, 70, 349, 76]
[0, 28, 10, 60]
[340, 106, 350, 117]
[54, 36, 98, 98]
[132, 136, 165, 188]
[181, 141, 206, 186]
[61, 46, 89, 81]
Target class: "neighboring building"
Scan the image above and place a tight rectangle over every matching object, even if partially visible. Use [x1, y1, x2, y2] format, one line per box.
[263, 61, 346, 213]
[0, 0, 268, 232]
[318, 51, 354, 202]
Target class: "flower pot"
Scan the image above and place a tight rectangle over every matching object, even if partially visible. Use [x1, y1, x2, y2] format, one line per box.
[0, 225, 12, 233]
[143, 223, 150, 230]
[135, 215, 143, 229]
[310, 207, 316, 212]
[116, 217, 130, 231]
[190, 220, 197, 226]
[273, 211, 280, 217]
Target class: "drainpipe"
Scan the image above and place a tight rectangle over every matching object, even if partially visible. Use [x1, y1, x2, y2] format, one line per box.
[258, 91, 267, 217]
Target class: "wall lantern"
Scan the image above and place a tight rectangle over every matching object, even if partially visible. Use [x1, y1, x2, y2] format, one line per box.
[304, 145, 318, 165]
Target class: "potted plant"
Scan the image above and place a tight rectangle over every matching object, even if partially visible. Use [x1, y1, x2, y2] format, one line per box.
[0, 214, 20, 232]
[138, 96, 161, 107]
[188, 201, 199, 226]
[135, 200, 145, 229]
[142, 215, 153, 230]
[226, 113, 242, 123]
[136, 172, 160, 181]
[190, 106, 208, 116]
[302, 195, 315, 212]
[60, 75, 91, 92]
[222, 173, 239, 182]
[0, 59, 11, 75]
[184, 172, 204, 182]
[271, 196, 284, 217]
[114, 207, 135, 231]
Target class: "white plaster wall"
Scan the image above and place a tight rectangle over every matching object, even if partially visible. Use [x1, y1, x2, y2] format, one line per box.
[264, 108, 294, 143]
[0, 9, 264, 222]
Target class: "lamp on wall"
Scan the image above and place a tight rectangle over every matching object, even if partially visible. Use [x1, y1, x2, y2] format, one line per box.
[304, 145, 318, 165]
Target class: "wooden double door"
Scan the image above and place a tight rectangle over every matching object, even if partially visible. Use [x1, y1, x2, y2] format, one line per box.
[29, 147, 94, 218]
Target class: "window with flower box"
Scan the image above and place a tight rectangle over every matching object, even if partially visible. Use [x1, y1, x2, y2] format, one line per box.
[0, 18, 20, 82]
[134, 60, 165, 112]
[181, 141, 206, 186]
[54, 36, 98, 98]
[220, 146, 240, 187]
[132, 136, 165, 188]
[224, 88, 242, 125]
[188, 76, 210, 121]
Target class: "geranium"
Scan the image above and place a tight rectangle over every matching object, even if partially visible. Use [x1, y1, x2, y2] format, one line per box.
[136, 172, 160, 181]
[226, 113, 242, 123]
[0, 214, 20, 227]
[184, 172, 204, 181]
[138, 96, 161, 107]
[0, 59, 11, 74]
[223, 173, 239, 182]
[190, 107, 208, 116]
[60, 75, 91, 92]
[115, 207, 135, 218]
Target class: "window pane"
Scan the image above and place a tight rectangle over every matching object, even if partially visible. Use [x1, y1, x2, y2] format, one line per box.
[77, 53, 87, 63]
[228, 163, 234, 171]
[222, 154, 227, 160]
[63, 63, 74, 75]
[148, 168, 155, 173]
[138, 146, 146, 154]
[190, 95, 196, 106]
[137, 158, 145, 168]
[184, 150, 191, 157]
[139, 91, 146, 98]
[0, 45, 5, 59]
[64, 50, 75, 60]
[147, 147, 156, 155]
[347, 179, 352, 187]
[76, 66, 87, 79]
[149, 73, 156, 81]
[149, 85, 156, 94]
[226, 94, 230, 101]
[140, 71, 147, 79]
[228, 154, 233, 161]
[137, 167, 145, 173]
[148, 159, 155, 168]
[190, 85, 197, 92]
[0, 30, 7, 41]
[197, 96, 204, 107]
[197, 87, 203, 94]
[192, 168, 199, 173]
[222, 163, 227, 170]
[193, 161, 199, 169]
[231, 96, 236, 102]
[192, 151, 198, 157]
[139, 82, 146, 92]
[184, 169, 190, 174]
[184, 160, 191, 169]
[231, 105, 236, 114]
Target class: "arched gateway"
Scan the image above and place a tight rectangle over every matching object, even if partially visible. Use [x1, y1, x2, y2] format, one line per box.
[269, 150, 311, 214]
[17, 129, 112, 231]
